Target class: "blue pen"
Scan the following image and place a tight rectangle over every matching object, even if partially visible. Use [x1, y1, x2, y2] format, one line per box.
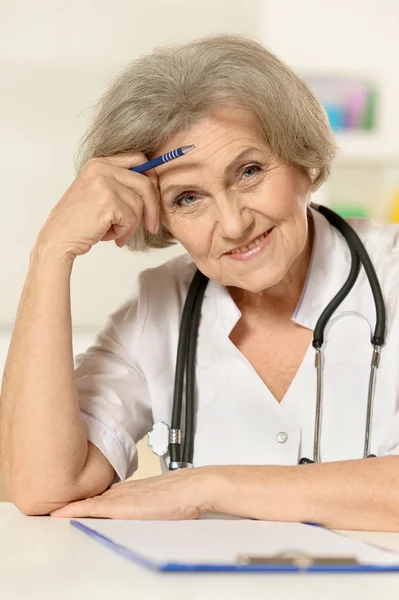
[130, 144, 196, 174]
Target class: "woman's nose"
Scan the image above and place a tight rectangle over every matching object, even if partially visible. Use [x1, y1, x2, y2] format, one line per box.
[212, 192, 254, 240]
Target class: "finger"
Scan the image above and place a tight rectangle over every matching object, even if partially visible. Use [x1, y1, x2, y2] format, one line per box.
[97, 179, 144, 245]
[144, 169, 162, 229]
[50, 495, 147, 520]
[100, 150, 149, 170]
[101, 151, 161, 203]
[101, 151, 161, 233]
[87, 153, 161, 234]
[50, 496, 113, 519]
[141, 168, 160, 211]
[113, 176, 158, 240]
[110, 168, 161, 235]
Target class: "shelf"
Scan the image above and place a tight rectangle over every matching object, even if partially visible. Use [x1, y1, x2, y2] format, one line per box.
[335, 131, 399, 164]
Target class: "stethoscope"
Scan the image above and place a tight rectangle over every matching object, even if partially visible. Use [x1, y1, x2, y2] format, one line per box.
[148, 203, 387, 468]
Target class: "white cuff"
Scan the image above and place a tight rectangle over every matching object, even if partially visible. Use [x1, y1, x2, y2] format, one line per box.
[80, 409, 138, 481]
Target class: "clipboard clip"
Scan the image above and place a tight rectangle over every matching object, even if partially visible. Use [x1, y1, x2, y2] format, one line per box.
[237, 550, 359, 569]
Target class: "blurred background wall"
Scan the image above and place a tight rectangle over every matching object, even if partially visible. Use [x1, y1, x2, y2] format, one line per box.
[1, 0, 399, 501]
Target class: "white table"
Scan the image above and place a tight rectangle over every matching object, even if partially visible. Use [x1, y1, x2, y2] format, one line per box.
[3, 503, 399, 600]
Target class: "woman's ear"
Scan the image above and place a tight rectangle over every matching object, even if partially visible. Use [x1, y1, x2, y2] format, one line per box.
[297, 166, 313, 200]
[305, 167, 315, 184]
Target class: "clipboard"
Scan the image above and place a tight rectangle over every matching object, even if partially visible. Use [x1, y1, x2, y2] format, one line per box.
[70, 518, 399, 573]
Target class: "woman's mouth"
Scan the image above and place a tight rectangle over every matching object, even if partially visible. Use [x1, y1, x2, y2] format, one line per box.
[224, 227, 274, 261]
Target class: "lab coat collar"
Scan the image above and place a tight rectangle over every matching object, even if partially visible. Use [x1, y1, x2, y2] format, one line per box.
[291, 205, 350, 330]
[204, 204, 362, 334]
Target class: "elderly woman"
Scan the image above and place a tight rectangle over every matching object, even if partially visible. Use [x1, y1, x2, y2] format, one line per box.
[2, 34, 399, 531]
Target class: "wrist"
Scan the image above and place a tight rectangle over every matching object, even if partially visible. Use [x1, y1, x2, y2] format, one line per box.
[30, 238, 75, 272]
[195, 466, 234, 515]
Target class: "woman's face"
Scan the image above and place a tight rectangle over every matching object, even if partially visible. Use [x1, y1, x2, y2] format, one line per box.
[153, 104, 312, 294]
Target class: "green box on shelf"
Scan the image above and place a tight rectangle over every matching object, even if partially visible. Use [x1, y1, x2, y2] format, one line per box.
[330, 204, 370, 219]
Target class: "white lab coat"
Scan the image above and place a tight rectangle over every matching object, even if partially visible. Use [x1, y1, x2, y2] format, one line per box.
[75, 206, 399, 481]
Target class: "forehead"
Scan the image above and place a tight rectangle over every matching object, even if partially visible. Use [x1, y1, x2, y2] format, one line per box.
[153, 105, 264, 177]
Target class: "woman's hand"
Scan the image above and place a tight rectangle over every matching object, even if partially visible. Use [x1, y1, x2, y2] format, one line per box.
[50, 467, 221, 520]
[35, 151, 161, 262]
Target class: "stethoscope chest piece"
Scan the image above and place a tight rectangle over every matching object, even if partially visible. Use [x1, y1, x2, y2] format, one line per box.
[148, 421, 170, 457]
[148, 422, 194, 469]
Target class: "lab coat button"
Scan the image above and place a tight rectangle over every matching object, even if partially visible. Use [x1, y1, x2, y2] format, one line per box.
[277, 431, 288, 443]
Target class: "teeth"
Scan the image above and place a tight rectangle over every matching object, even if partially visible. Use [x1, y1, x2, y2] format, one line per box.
[228, 231, 267, 254]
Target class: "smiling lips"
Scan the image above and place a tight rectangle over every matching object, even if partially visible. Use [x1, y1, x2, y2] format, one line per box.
[226, 228, 271, 254]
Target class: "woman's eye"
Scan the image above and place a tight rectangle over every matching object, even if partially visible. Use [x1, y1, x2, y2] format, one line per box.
[242, 164, 261, 179]
[175, 193, 197, 207]
[172, 164, 262, 207]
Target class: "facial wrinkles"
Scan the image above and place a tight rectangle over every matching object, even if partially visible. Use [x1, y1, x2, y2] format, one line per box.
[161, 150, 269, 253]
[158, 129, 266, 207]
[176, 160, 260, 261]
[156, 123, 229, 183]
[161, 151, 287, 270]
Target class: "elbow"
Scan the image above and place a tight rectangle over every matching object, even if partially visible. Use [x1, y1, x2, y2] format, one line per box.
[9, 488, 74, 516]
[13, 498, 54, 516]
[5, 476, 83, 516]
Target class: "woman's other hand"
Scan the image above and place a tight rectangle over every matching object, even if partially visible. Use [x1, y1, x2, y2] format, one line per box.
[49, 467, 221, 520]
[35, 152, 161, 261]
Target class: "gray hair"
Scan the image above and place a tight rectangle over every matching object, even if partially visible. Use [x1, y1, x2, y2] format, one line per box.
[74, 33, 337, 252]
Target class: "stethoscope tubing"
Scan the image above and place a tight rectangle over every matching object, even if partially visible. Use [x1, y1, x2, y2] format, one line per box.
[309, 205, 385, 463]
[311, 208, 361, 349]
[311, 206, 361, 463]
[183, 274, 208, 464]
[315, 205, 386, 346]
[170, 269, 208, 465]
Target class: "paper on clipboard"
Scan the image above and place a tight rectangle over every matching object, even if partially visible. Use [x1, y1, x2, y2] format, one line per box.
[71, 518, 399, 568]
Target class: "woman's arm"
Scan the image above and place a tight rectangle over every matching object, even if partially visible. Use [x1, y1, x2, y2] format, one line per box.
[0, 242, 114, 515]
[211, 455, 399, 531]
[48, 454, 399, 531]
